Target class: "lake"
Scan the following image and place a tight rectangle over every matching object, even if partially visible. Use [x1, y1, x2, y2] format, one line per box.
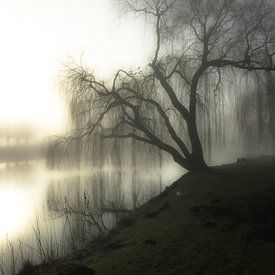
[0, 160, 182, 274]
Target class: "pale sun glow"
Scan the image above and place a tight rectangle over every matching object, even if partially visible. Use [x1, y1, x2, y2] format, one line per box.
[0, 186, 33, 238]
[0, 0, 153, 135]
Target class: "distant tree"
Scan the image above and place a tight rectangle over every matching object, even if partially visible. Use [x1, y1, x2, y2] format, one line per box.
[64, 0, 275, 172]
[20, 124, 34, 145]
[4, 126, 14, 146]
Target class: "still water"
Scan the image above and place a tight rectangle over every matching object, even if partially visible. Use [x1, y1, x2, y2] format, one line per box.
[0, 160, 182, 274]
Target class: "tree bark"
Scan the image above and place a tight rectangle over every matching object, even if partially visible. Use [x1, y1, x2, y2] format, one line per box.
[186, 117, 208, 172]
[187, 65, 209, 172]
[267, 72, 275, 151]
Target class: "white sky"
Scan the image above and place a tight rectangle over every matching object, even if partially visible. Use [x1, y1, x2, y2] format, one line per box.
[0, 0, 153, 136]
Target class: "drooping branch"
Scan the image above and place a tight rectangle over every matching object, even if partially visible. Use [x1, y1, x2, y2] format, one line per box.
[115, 83, 191, 157]
[59, 0, 275, 172]
[151, 65, 190, 120]
[208, 59, 275, 71]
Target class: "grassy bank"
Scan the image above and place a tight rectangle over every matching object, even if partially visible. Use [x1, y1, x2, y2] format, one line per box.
[19, 157, 275, 274]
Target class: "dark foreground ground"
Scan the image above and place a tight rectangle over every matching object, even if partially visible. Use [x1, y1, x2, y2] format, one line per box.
[19, 157, 275, 274]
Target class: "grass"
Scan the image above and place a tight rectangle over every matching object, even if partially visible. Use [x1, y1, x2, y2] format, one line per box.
[19, 156, 275, 274]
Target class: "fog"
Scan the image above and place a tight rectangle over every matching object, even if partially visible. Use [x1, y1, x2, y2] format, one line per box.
[0, 0, 274, 274]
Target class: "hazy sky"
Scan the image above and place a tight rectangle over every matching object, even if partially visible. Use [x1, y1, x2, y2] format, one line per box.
[0, 0, 153, 135]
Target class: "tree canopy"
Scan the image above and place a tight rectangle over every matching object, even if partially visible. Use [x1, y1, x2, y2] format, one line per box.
[64, 0, 275, 172]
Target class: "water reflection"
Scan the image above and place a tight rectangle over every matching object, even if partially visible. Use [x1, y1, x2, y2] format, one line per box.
[0, 163, 45, 241]
[0, 160, 182, 273]
[0, 185, 33, 238]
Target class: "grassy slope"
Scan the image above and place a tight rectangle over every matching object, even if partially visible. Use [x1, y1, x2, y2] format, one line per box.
[26, 157, 275, 274]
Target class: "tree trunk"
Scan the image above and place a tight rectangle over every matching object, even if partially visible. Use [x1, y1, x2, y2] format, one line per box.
[186, 117, 208, 172]
[187, 65, 209, 173]
[267, 71, 275, 151]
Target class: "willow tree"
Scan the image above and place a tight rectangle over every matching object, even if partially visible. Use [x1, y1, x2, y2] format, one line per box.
[65, 0, 275, 172]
